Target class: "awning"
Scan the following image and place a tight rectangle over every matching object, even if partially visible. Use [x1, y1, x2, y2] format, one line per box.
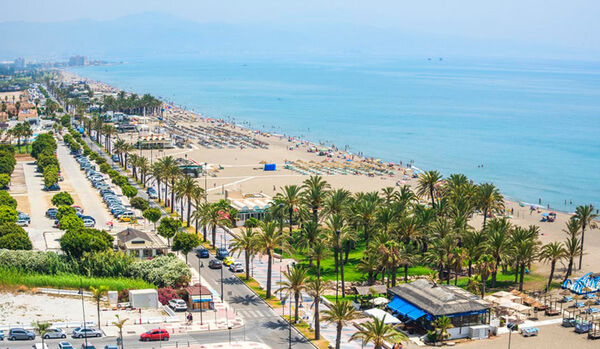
[387, 296, 427, 320]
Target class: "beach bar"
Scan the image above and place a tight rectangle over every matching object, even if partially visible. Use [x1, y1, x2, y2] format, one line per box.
[387, 279, 492, 339]
[225, 189, 272, 226]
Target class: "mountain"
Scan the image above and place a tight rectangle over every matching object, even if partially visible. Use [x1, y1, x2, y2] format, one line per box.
[0, 11, 587, 61]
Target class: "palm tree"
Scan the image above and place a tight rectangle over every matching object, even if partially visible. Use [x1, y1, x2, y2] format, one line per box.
[322, 300, 359, 349]
[540, 241, 566, 292]
[307, 239, 330, 278]
[432, 316, 453, 343]
[112, 315, 128, 349]
[302, 175, 330, 223]
[574, 204, 598, 270]
[150, 162, 165, 203]
[277, 265, 309, 323]
[379, 241, 402, 287]
[476, 254, 494, 297]
[254, 221, 286, 299]
[190, 186, 206, 234]
[300, 221, 320, 266]
[350, 316, 406, 349]
[101, 124, 116, 153]
[276, 185, 303, 234]
[485, 218, 512, 288]
[32, 321, 52, 348]
[137, 156, 150, 187]
[90, 285, 110, 331]
[416, 170, 442, 209]
[512, 226, 540, 291]
[229, 227, 256, 280]
[351, 196, 378, 247]
[357, 251, 380, 286]
[323, 188, 351, 216]
[462, 229, 486, 277]
[205, 203, 231, 249]
[175, 176, 199, 226]
[476, 183, 504, 229]
[326, 214, 350, 297]
[563, 235, 581, 281]
[128, 154, 139, 180]
[306, 277, 328, 340]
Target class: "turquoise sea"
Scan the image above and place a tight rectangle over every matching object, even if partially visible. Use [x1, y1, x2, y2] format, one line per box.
[71, 56, 600, 212]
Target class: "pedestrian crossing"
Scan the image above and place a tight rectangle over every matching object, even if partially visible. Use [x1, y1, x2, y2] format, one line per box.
[236, 309, 273, 319]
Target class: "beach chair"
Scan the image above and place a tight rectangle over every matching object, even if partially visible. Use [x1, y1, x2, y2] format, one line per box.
[574, 302, 586, 308]
[521, 327, 539, 337]
[562, 296, 573, 303]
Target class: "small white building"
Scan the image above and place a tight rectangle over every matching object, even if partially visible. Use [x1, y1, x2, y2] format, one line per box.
[129, 289, 159, 309]
[226, 189, 272, 226]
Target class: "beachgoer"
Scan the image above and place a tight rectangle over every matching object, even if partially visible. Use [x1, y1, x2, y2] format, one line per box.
[539, 198, 542, 204]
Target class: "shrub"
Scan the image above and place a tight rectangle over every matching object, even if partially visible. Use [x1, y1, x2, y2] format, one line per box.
[51, 192, 74, 207]
[59, 214, 84, 231]
[56, 205, 76, 220]
[107, 169, 119, 178]
[99, 163, 111, 173]
[95, 157, 107, 165]
[0, 231, 32, 250]
[0, 249, 67, 274]
[130, 255, 191, 288]
[0, 173, 10, 189]
[0, 206, 17, 224]
[158, 286, 179, 305]
[60, 228, 113, 258]
[122, 185, 137, 199]
[130, 197, 149, 211]
[0, 191, 17, 209]
[112, 175, 128, 187]
[143, 208, 162, 228]
[244, 217, 259, 228]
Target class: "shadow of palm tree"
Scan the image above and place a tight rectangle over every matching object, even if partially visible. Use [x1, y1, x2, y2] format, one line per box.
[229, 294, 262, 306]
[222, 276, 243, 285]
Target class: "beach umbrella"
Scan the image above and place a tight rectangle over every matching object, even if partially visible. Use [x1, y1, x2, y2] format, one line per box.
[542, 213, 549, 217]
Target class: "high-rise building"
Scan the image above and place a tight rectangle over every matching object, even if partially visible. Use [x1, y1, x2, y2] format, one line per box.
[69, 55, 88, 66]
[13, 57, 26, 69]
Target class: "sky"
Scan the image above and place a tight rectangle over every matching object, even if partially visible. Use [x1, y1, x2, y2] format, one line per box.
[2, 0, 600, 57]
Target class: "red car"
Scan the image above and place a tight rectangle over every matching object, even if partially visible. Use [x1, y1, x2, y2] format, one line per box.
[140, 329, 169, 342]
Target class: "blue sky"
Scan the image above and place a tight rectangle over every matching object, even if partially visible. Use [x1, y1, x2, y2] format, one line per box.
[2, 0, 600, 57]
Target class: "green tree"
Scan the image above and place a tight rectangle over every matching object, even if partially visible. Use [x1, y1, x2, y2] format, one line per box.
[143, 208, 162, 230]
[322, 300, 359, 349]
[0, 173, 10, 188]
[540, 241, 566, 292]
[157, 217, 181, 248]
[229, 227, 256, 280]
[130, 197, 149, 211]
[476, 183, 504, 229]
[122, 185, 138, 200]
[90, 285, 110, 331]
[0, 206, 18, 224]
[0, 230, 32, 250]
[306, 277, 328, 340]
[51, 191, 74, 207]
[59, 229, 113, 258]
[253, 221, 286, 299]
[275, 184, 303, 234]
[432, 316, 453, 343]
[32, 321, 52, 348]
[416, 170, 442, 209]
[43, 165, 59, 188]
[59, 214, 84, 230]
[55, 205, 76, 220]
[574, 204, 598, 270]
[349, 316, 407, 349]
[112, 315, 128, 349]
[302, 175, 330, 223]
[172, 231, 200, 263]
[0, 191, 17, 209]
[277, 265, 308, 323]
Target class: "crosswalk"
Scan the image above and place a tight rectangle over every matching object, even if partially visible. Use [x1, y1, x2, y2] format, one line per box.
[236, 309, 274, 319]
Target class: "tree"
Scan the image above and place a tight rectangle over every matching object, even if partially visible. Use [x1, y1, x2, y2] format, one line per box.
[349, 316, 407, 349]
[540, 241, 566, 292]
[205, 203, 232, 249]
[143, 208, 162, 230]
[121, 185, 138, 199]
[32, 320, 52, 348]
[51, 191, 74, 207]
[60, 229, 113, 258]
[174, 176, 200, 227]
[563, 218, 582, 280]
[172, 231, 200, 263]
[43, 165, 59, 188]
[574, 204, 598, 270]
[59, 214, 84, 230]
[416, 170, 442, 209]
[130, 197, 149, 211]
[306, 277, 328, 340]
[431, 316, 453, 343]
[307, 240, 330, 278]
[0, 206, 18, 224]
[302, 175, 330, 223]
[322, 300, 358, 349]
[475, 254, 494, 297]
[277, 265, 308, 323]
[229, 228, 256, 280]
[0, 230, 32, 250]
[0, 173, 10, 189]
[157, 217, 182, 248]
[476, 183, 504, 229]
[276, 184, 303, 234]
[112, 315, 128, 349]
[253, 221, 286, 299]
[485, 218, 511, 288]
[56, 205, 76, 220]
[0, 191, 17, 209]
[90, 285, 110, 331]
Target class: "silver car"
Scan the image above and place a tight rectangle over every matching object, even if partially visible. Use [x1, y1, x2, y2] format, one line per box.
[72, 328, 101, 338]
[42, 328, 66, 339]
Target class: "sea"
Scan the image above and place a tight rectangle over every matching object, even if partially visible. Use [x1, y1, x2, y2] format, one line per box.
[70, 55, 600, 212]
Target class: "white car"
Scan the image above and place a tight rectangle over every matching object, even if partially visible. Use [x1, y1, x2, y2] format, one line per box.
[168, 299, 187, 311]
[230, 262, 244, 273]
[83, 218, 95, 228]
[42, 328, 66, 339]
[71, 328, 101, 338]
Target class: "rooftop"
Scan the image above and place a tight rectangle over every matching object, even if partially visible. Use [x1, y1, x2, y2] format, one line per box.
[388, 279, 491, 316]
[116, 228, 167, 250]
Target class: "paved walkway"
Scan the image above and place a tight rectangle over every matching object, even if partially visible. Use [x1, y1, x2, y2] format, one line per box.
[164, 342, 269, 349]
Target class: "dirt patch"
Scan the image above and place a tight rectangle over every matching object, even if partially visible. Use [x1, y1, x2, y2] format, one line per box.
[9, 162, 28, 194]
[14, 195, 31, 214]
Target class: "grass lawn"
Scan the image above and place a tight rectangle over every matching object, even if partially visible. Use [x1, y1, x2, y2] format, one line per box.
[0, 268, 154, 291]
[454, 269, 549, 294]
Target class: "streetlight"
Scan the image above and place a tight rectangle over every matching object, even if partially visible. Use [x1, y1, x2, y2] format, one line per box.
[279, 203, 284, 262]
[336, 229, 340, 302]
[287, 262, 295, 349]
[204, 162, 208, 203]
[220, 257, 224, 301]
[79, 279, 88, 349]
[507, 323, 517, 349]
[228, 326, 232, 344]
[198, 260, 204, 325]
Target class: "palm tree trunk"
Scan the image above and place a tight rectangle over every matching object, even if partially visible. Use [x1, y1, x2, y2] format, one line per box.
[430, 186, 435, 209]
[294, 293, 299, 323]
[245, 252, 250, 281]
[547, 261, 556, 292]
[335, 324, 342, 349]
[565, 258, 573, 281]
[483, 207, 488, 228]
[97, 301, 102, 331]
[170, 179, 175, 213]
[344, 241, 350, 264]
[514, 258, 520, 283]
[317, 258, 321, 278]
[579, 224, 586, 270]
[491, 258, 499, 288]
[203, 225, 208, 242]
[404, 265, 409, 283]
[266, 252, 273, 298]
[314, 299, 320, 340]
[288, 209, 293, 236]
[187, 198, 192, 227]
[211, 225, 217, 249]
[341, 254, 345, 297]
[468, 259, 472, 278]
[391, 265, 397, 287]
[334, 247, 339, 273]
[519, 263, 525, 291]
[194, 217, 199, 235]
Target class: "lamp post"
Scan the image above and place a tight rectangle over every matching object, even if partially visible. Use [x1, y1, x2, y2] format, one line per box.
[507, 323, 517, 349]
[220, 257, 224, 301]
[228, 326, 232, 344]
[204, 162, 208, 203]
[336, 229, 340, 302]
[279, 203, 284, 262]
[198, 260, 204, 325]
[287, 262, 295, 349]
[79, 279, 88, 349]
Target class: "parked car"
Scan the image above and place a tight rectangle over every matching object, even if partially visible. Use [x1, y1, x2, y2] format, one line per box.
[119, 212, 136, 222]
[83, 218, 95, 228]
[44, 184, 61, 191]
[58, 341, 74, 349]
[168, 299, 188, 311]
[16, 218, 30, 227]
[17, 211, 30, 221]
[146, 188, 158, 199]
[103, 346, 118, 349]
[112, 155, 119, 162]
[80, 343, 96, 349]
[208, 259, 222, 269]
[53, 219, 60, 228]
[195, 247, 210, 258]
[72, 328, 101, 338]
[223, 256, 235, 266]
[0, 330, 4, 340]
[46, 208, 58, 218]
[230, 262, 244, 273]
[216, 248, 229, 260]
[7, 328, 35, 340]
[42, 328, 66, 339]
[99, 189, 114, 196]
[73, 206, 84, 214]
[33, 343, 49, 349]
[139, 329, 169, 342]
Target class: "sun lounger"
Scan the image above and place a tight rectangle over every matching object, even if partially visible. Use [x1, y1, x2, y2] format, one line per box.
[521, 327, 539, 337]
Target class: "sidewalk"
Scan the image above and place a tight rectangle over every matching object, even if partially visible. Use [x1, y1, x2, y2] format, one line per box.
[217, 227, 373, 349]
[164, 342, 270, 349]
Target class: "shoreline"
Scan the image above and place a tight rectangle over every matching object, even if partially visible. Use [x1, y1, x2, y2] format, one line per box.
[62, 68, 584, 215]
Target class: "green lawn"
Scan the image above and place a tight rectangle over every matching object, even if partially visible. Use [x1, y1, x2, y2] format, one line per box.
[0, 268, 154, 291]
